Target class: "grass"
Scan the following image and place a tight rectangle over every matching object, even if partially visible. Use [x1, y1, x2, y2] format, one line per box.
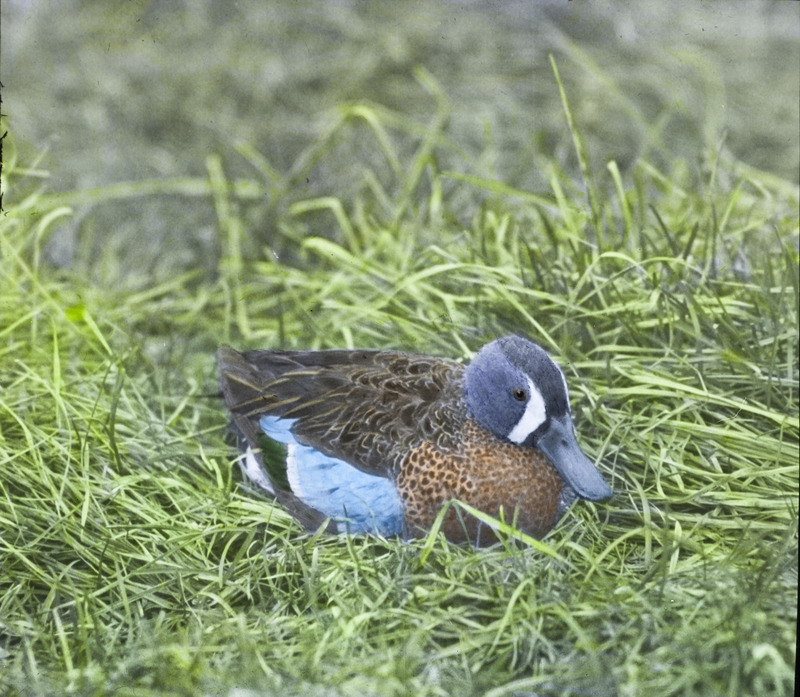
[1, 56, 798, 697]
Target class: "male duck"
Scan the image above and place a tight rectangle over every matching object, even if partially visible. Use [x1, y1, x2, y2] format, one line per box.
[218, 336, 612, 545]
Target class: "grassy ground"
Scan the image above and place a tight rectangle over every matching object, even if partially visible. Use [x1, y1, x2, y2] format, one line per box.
[2, 2, 798, 696]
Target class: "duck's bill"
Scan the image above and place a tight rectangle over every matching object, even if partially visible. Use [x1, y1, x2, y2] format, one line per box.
[534, 414, 613, 501]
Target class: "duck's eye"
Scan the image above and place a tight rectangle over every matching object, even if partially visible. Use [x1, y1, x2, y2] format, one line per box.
[512, 387, 527, 402]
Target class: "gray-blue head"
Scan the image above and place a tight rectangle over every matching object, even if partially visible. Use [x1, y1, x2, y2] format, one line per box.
[464, 335, 612, 501]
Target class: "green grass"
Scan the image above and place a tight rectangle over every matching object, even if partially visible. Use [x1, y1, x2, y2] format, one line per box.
[1, 65, 798, 697]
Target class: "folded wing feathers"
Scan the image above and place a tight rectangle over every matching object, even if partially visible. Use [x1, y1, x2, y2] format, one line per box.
[218, 346, 467, 480]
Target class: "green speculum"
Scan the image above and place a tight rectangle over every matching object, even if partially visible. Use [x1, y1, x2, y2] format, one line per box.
[256, 432, 291, 491]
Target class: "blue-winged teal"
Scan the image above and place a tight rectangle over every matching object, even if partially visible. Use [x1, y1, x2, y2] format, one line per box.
[218, 336, 612, 545]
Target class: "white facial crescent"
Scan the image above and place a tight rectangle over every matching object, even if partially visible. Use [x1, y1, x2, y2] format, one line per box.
[507, 376, 546, 444]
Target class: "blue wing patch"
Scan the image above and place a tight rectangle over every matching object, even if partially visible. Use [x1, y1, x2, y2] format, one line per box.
[257, 415, 404, 536]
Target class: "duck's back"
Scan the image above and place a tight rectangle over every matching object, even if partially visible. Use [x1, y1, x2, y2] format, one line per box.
[218, 346, 467, 479]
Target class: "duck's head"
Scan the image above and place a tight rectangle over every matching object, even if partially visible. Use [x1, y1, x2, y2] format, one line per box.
[464, 335, 612, 501]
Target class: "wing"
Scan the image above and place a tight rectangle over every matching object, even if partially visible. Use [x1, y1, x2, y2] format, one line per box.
[217, 345, 467, 479]
[216, 348, 334, 532]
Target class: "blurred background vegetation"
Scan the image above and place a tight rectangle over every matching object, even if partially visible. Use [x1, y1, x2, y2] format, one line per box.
[5, 0, 798, 283]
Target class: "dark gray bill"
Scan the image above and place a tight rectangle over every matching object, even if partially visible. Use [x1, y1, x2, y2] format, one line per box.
[534, 414, 613, 501]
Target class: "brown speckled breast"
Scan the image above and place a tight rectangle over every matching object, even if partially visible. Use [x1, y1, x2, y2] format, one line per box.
[396, 418, 563, 544]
